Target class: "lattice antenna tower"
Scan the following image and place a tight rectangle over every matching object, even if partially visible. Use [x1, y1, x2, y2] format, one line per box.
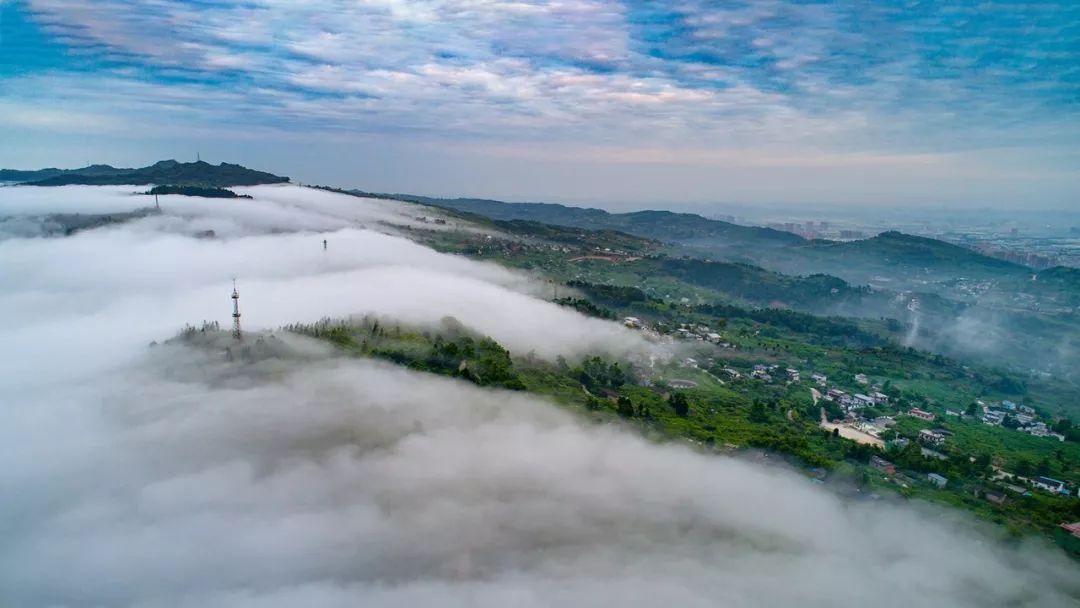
[231, 279, 242, 340]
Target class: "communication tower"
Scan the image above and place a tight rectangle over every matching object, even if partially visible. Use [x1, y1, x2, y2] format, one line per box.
[231, 279, 242, 340]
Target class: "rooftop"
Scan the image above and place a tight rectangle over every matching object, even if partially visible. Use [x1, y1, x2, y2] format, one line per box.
[1062, 522, 1080, 539]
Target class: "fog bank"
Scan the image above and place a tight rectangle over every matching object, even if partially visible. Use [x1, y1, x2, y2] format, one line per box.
[1, 185, 1077, 607]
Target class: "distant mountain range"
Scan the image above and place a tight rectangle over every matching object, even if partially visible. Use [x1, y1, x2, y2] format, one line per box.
[0, 161, 1046, 288]
[0, 160, 289, 187]
[359, 190, 1037, 287]
[352, 192, 804, 250]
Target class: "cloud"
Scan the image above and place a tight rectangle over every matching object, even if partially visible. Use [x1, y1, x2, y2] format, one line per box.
[12, 0, 1076, 153]
[1, 184, 1079, 607]
[0, 185, 649, 392]
[3, 342, 1079, 607]
[3, 0, 1077, 207]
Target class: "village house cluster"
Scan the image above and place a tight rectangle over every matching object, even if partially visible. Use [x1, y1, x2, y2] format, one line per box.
[978, 399, 1065, 441]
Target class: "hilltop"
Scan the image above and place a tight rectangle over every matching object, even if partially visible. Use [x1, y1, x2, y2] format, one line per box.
[2, 160, 289, 187]
[740, 230, 1032, 290]
[803, 232, 1027, 274]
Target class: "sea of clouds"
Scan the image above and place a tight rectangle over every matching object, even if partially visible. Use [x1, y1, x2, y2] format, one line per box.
[1, 185, 1077, 607]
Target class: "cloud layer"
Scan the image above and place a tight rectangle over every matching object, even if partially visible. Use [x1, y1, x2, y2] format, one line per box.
[0, 185, 651, 393]
[2, 184, 1080, 607]
[4, 338, 1079, 607]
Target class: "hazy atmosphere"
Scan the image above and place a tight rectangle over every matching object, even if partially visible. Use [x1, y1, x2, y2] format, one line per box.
[1, 0, 1078, 207]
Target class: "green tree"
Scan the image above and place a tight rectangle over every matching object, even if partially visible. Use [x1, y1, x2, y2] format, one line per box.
[617, 396, 635, 418]
[670, 392, 690, 417]
[749, 401, 769, 423]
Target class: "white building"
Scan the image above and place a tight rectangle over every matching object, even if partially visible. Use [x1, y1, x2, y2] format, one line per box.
[852, 394, 875, 409]
[927, 473, 948, 488]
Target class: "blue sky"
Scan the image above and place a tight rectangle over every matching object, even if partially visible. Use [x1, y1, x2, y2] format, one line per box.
[0, 0, 1077, 208]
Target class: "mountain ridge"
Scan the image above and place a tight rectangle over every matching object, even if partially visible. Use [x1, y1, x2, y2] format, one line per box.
[2, 160, 289, 187]
[349, 191, 805, 250]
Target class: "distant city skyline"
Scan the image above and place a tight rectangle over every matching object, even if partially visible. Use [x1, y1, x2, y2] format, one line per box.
[1, 0, 1077, 208]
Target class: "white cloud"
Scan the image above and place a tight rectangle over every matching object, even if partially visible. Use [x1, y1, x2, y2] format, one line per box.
[0, 185, 648, 392]
[0, 184, 1078, 607]
[3, 346, 1078, 607]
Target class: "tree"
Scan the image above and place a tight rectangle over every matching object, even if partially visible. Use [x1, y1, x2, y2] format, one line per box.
[965, 402, 978, 417]
[749, 401, 769, 423]
[670, 392, 690, 417]
[617, 396, 635, 418]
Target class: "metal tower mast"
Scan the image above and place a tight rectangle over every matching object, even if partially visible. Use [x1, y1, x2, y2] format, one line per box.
[231, 279, 242, 340]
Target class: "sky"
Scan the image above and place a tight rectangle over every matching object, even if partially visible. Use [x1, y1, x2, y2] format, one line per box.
[0, 0, 1078, 208]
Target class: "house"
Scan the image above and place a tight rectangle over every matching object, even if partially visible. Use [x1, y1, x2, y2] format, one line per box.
[852, 394, 876, 408]
[854, 373, 869, 385]
[623, 317, 643, 329]
[985, 491, 1008, 506]
[826, 388, 846, 402]
[1023, 423, 1065, 441]
[870, 456, 896, 475]
[785, 368, 800, 381]
[1019, 404, 1036, 415]
[908, 408, 936, 422]
[811, 373, 827, 385]
[1057, 522, 1080, 557]
[723, 367, 742, 379]
[705, 332, 723, 343]
[1014, 413, 1035, 425]
[982, 410, 1005, 426]
[927, 473, 948, 488]
[918, 429, 950, 447]
[1001, 400, 1017, 411]
[870, 391, 889, 405]
[1034, 476, 1067, 494]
